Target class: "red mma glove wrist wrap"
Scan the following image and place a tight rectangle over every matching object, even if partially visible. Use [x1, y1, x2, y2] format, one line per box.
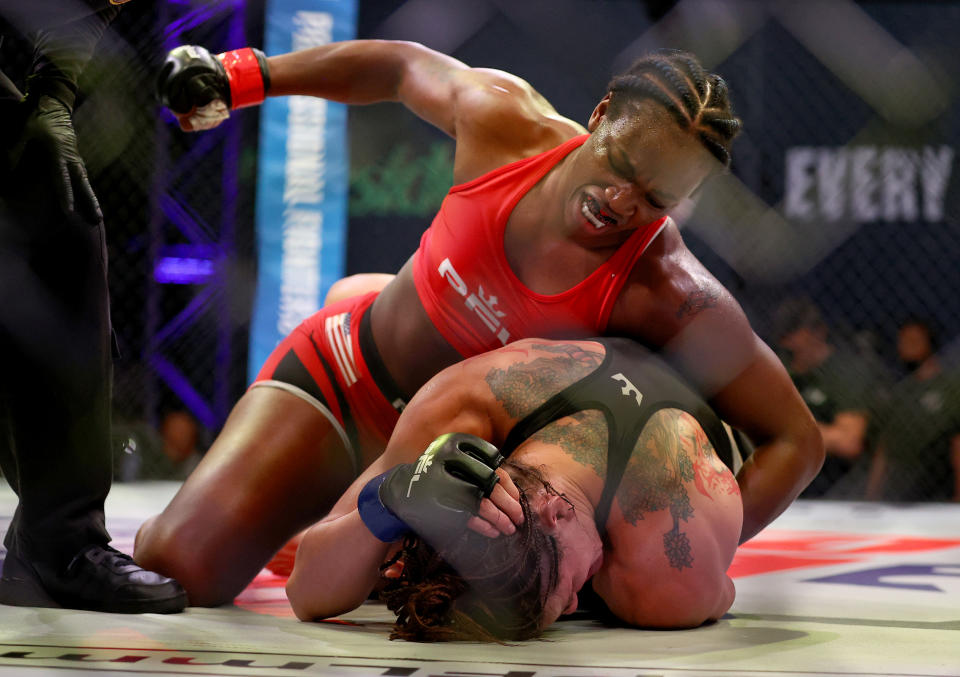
[218, 47, 270, 109]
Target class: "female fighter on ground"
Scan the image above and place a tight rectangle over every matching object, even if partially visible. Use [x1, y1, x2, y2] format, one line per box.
[286, 337, 742, 639]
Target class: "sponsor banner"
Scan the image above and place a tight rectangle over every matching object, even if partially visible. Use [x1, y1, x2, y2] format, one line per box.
[249, 0, 356, 381]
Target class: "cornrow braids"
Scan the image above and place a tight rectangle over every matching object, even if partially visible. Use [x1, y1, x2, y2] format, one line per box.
[606, 49, 742, 168]
[671, 51, 709, 101]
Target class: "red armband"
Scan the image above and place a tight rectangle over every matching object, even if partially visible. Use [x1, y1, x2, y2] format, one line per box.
[218, 47, 270, 109]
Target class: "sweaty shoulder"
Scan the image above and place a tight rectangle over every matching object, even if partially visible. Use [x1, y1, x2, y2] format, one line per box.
[450, 68, 587, 182]
[608, 222, 756, 387]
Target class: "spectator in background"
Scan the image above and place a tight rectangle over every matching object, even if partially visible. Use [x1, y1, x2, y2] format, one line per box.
[773, 297, 882, 498]
[114, 410, 203, 482]
[158, 411, 203, 480]
[866, 318, 960, 502]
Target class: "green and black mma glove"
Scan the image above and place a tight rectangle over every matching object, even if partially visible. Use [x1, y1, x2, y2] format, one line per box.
[358, 433, 504, 547]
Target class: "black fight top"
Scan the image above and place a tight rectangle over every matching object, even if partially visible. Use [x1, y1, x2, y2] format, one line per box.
[499, 337, 733, 534]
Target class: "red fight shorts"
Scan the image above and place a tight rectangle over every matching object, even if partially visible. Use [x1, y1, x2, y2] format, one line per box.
[250, 291, 406, 476]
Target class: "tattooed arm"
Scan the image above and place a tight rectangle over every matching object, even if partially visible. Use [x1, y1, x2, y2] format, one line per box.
[287, 353, 506, 621]
[483, 341, 605, 418]
[609, 226, 823, 543]
[591, 409, 741, 627]
[288, 339, 600, 620]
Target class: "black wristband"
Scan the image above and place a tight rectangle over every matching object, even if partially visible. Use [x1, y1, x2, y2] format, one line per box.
[253, 48, 271, 94]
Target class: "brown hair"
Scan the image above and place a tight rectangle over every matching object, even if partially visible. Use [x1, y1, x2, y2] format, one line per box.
[377, 462, 561, 642]
[606, 49, 741, 168]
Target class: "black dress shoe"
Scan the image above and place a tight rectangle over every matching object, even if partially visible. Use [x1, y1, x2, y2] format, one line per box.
[0, 544, 187, 614]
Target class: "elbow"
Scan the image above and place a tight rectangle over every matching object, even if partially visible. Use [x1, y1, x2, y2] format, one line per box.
[289, 601, 317, 623]
[285, 576, 320, 621]
[286, 578, 339, 622]
[285, 574, 365, 622]
[285, 576, 339, 622]
[799, 417, 826, 483]
[810, 428, 826, 478]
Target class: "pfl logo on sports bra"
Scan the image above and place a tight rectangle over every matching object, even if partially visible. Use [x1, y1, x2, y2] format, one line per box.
[437, 258, 510, 346]
[611, 373, 643, 408]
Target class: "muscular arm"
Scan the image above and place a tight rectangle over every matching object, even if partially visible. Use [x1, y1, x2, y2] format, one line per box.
[718, 345, 823, 542]
[286, 507, 393, 620]
[168, 38, 581, 179]
[265, 40, 582, 180]
[266, 40, 468, 133]
[286, 340, 599, 619]
[610, 230, 823, 544]
[286, 360, 497, 620]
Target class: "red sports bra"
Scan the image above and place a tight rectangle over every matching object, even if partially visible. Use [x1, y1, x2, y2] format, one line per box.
[412, 134, 667, 357]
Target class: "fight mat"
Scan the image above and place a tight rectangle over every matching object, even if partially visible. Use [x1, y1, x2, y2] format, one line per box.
[0, 482, 957, 677]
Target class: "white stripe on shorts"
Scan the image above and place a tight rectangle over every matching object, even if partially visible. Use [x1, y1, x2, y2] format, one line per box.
[248, 379, 359, 477]
[325, 313, 358, 386]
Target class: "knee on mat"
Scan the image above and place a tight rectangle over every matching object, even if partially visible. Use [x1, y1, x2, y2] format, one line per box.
[134, 515, 240, 607]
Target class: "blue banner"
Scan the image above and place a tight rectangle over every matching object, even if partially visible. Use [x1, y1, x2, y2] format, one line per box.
[249, 0, 356, 382]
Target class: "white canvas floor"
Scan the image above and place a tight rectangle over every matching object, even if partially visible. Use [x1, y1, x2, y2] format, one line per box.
[1, 482, 958, 677]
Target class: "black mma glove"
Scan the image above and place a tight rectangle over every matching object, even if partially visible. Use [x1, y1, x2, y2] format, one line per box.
[358, 433, 504, 547]
[8, 91, 101, 223]
[157, 45, 270, 131]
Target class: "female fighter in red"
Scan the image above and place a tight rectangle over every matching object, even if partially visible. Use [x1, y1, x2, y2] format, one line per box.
[135, 41, 820, 606]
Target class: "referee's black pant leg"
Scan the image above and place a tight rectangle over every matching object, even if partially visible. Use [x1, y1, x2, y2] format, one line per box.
[0, 198, 114, 570]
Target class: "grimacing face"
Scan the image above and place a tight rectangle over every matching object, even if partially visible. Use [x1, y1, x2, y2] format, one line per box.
[567, 99, 716, 241]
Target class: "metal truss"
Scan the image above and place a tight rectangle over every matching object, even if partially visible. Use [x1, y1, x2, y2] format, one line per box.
[146, 0, 247, 431]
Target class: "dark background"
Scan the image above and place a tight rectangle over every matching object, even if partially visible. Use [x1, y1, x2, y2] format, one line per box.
[2, 1, 957, 468]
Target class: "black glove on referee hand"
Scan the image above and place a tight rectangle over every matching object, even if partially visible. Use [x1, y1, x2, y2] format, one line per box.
[358, 433, 504, 549]
[8, 93, 101, 224]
